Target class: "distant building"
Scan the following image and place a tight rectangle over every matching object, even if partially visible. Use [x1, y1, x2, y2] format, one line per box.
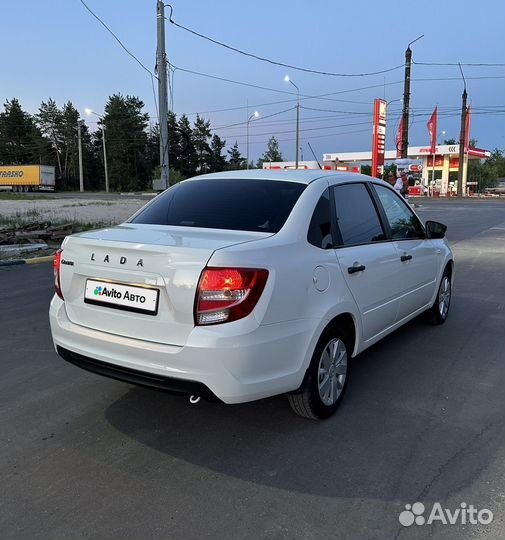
[323, 145, 490, 196]
[262, 160, 361, 173]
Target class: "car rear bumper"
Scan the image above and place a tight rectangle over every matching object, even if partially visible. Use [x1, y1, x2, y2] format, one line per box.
[57, 346, 221, 401]
[49, 296, 319, 404]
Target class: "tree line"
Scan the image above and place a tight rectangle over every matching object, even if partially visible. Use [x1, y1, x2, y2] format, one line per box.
[0, 95, 284, 191]
[1, 96, 503, 191]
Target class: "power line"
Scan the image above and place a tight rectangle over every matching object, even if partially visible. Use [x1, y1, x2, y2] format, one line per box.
[214, 107, 296, 129]
[171, 65, 298, 96]
[217, 112, 376, 130]
[164, 5, 404, 78]
[214, 109, 505, 140]
[232, 107, 505, 132]
[176, 70, 505, 117]
[78, 0, 157, 79]
[300, 106, 370, 115]
[414, 60, 505, 67]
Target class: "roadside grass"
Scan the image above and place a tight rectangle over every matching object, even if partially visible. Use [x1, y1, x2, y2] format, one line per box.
[60, 201, 115, 208]
[0, 212, 115, 232]
[0, 192, 49, 201]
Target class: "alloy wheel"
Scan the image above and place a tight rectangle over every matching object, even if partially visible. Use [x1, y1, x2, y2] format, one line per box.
[317, 338, 348, 406]
[438, 276, 451, 319]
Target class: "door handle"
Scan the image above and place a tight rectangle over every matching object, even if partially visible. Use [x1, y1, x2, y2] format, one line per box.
[400, 254, 413, 262]
[348, 264, 366, 274]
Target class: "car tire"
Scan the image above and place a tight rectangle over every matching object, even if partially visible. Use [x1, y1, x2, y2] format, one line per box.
[427, 268, 452, 325]
[288, 326, 350, 420]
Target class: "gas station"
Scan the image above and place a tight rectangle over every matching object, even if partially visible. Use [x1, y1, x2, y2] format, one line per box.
[322, 144, 491, 196]
[264, 95, 490, 196]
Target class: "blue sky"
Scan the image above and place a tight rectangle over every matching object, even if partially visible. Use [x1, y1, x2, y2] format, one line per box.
[3, 0, 504, 162]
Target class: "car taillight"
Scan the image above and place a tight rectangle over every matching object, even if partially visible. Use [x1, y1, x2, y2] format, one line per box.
[195, 267, 268, 325]
[54, 249, 64, 300]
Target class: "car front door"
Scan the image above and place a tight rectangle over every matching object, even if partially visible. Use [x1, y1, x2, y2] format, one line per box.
[372, 184, 438, 322]
[332, 183, 402, 343]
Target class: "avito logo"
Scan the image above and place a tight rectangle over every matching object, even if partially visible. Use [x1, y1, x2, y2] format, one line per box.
[399, 502, 493, 527]
[93, 285, 146, 304]
[93, 286, 104, 296]
[94, 286, 122, 299]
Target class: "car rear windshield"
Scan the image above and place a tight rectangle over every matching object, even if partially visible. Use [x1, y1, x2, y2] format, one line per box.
[130, 178, 306, 233]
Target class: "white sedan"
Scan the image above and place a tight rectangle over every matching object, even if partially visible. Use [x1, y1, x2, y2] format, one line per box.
[49, 170, 454, 419]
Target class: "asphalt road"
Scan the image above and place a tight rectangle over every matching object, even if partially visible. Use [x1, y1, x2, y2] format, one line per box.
[1, 199, 504, 540]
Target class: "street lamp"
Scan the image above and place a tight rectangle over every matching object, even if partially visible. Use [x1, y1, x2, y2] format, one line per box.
[85, 108, 109, 193]
[246, 111, 259, 169]
[284, 75, 300, 169]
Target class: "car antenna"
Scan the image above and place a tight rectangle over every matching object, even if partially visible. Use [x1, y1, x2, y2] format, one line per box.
[307, 142, 322, 170]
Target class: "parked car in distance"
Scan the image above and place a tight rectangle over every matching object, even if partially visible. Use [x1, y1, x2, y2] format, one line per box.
[49, 170, 454, 419]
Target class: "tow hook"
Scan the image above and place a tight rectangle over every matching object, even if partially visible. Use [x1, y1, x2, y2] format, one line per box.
[189, 395, 201, 404]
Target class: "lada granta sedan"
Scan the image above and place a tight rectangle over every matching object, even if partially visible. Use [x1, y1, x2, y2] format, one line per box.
[50, 170, 453, 419]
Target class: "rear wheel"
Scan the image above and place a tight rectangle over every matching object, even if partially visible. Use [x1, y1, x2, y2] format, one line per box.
[288, 327, 350, 420]
[427, 268, 452, 325]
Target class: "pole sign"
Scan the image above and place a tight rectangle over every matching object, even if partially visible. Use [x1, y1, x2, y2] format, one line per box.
[371, 98, 387, 178]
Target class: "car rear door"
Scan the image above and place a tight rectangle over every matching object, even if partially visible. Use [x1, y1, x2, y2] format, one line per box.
[332, 182, 402, 342]
[371, 183, 438, 321]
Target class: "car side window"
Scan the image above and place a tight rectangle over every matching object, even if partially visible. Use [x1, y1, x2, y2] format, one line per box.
[333, 183, 386, 246]
[374, 184, 424, 240]
[307, 188, 333, 249]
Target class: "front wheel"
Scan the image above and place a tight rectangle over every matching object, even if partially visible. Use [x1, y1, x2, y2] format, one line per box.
[288, 328, 350, 420]
[427, 269, 452, 325]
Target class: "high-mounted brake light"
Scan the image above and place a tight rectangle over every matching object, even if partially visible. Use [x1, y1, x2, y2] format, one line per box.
[195, 267, 268, 325]
[54, 249, 64, 300]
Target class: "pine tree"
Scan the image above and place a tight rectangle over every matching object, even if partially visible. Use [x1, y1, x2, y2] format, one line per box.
[193, 115, 212, 174]
[102, 94, 149, 191]
[257, 135, 283, 168]
[177, 114, 197, 178]
[227, 141, 246, 170]
[167, 111, 180, 173]
[209, 134, 227, 172]
[0, 99, 49, 165]
[36, 98, 64, 176]
[60, 102, 81, 186]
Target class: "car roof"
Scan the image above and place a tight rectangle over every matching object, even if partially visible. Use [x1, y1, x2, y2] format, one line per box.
[189, 169, 371, 185]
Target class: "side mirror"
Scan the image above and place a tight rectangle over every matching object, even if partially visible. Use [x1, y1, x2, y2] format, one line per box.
[426, 220, 447, 239]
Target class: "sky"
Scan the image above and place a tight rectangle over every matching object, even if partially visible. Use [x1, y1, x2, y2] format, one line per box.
[3, 0, 505, 163]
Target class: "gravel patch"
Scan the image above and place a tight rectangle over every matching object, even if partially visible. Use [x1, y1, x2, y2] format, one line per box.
[0, 197, 148, 226]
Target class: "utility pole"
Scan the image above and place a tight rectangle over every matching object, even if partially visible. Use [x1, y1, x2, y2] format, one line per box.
[295, 93, 300, 168]
[246, 111, 259, 169]
[457, 63, 468, 197]
[77, 120, 84, 192]
[157, 0, 169, 189]
[284, 75, 300, 168]
[102, 126, 109, 193]
[401, 35, 423, 159]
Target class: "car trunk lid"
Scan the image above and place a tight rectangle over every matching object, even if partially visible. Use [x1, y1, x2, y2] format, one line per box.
[59, 223, 271, 346]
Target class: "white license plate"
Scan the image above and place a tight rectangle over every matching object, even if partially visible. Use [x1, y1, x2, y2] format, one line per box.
[84, 279, 159, 315]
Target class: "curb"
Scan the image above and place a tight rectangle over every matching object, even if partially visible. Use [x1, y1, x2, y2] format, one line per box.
[0, 254, 55, 267]
[26, 255, 56, 265]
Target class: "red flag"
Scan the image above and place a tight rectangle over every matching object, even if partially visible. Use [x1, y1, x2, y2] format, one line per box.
[464, 106, 471, 152]
[427, 106, 438, 154]
[395, 118, 403, 158]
